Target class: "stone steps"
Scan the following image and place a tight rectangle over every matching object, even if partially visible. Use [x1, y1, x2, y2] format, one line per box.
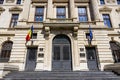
[3, 71, 120, 80]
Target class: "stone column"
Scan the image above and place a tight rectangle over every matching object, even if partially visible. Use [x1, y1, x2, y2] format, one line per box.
[47, 0, 53, 19]
[69, 0, 75, 18]
[91, 0, 100, 21]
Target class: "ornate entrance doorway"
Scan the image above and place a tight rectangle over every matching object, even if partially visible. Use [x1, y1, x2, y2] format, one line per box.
[86, 47, 99, 71]
[25, 47, 37, 71]
[52, 35, 72, 71]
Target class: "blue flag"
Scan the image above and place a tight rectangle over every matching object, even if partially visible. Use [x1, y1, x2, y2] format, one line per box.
[31, 25, 34, 33]
[89, 25, 93, 41]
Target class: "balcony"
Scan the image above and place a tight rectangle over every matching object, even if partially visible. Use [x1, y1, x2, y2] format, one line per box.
[43, 18, 79, 28]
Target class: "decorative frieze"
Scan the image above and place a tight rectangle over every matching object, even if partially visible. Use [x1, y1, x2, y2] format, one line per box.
[99, 6, 112, 12]
[106, 0, 115, 3]
[9, 6, 23, 12]
[6, 0, 15, 3]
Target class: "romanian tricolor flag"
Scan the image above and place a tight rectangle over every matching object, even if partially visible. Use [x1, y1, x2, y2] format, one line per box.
[26, 25, 34, 41]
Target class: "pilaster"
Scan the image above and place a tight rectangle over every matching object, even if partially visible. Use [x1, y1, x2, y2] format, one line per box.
[69, 0, 76, 18]
[91, 0, 100, 21]
[47, 0, 53, 19]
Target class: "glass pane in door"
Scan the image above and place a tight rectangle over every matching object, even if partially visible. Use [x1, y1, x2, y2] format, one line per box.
[63, 45, 70, 60]
[53, 46, 60, 60]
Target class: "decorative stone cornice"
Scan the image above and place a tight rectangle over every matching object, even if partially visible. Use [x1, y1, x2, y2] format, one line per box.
[6, 0, 15, 3]
[75, 0, 89, 3]
[99, 6, 112, 12]
[0, 7, 5, 12]
[31, 0, 47, 3]
[9, 6, 23, 12]
[116, 8, 120, 12]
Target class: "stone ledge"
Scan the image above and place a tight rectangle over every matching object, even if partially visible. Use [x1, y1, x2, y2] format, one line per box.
[0, 63, 19, 71]
[104, 63, 120, 75]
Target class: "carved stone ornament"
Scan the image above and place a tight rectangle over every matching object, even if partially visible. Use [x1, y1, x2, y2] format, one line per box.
[116, 8, 120, 13]
[6, 0, 15, 3]
[44, 27, 50, 38]
[9, 6, 23, 12]
[99, 6, 112, 12]
[0, 7, 5, 12]
[73, 26, 78, 38]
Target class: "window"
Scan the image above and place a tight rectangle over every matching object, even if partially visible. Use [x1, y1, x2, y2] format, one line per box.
[0, 0, 4, 4]
[10, 14, 19, 28]
[117, 0, 120, 4]
[102, 14, 112, 28]
[57, 7, 66, 18]
[100, 0, 105, 4]
[16, 0, 21, 4]
[78, 7, 88, 22]
[31, 33, 37, 39]
[0, 41, 13, 62]
[35, 7, 44, 22]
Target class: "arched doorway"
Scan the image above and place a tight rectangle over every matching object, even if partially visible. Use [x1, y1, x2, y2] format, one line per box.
[110, 41, 120, 63]
[52, 34, 72, 71]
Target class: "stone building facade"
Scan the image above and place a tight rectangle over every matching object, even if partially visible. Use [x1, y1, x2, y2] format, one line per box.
[0, 0, 120, 78]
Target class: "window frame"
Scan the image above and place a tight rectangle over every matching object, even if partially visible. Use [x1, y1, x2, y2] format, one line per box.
[31, 33, 37, 39]
[16, 0, 21, 4]
[34, 7, 44, 22]
[100, 0, 105, 5]
[0, 0, 4, 4]
[117, 0, 120, 4]
[78, 7, 88, 22]
[0, 41, 13, 62]
[102, 14, 112, 28]
[56, 6, 66, 19]
[10, 14, 19, 28]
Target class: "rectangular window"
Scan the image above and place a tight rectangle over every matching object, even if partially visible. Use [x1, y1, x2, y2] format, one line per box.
[16, 0, 21, 4]
[100, 0, 105, 4]
[35, 7, 44, 22]
[78, 7, 88, 22]
[57, 7, 66, 18]
[10, 14, 19, 28]
[102, 14, 112, 28]
[31, 33, 37, 39]
[117, 0, 120, 4]
[0, 0, 4, 4]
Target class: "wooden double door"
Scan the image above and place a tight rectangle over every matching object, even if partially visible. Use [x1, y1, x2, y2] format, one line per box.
[52, 35, 72, 71]
[86, 47, 99, 71]
[25, 47, 37, 71]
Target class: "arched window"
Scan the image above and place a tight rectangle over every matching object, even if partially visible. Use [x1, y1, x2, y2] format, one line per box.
[0, 41, 13, 62]
[110, 41, 120, 63]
